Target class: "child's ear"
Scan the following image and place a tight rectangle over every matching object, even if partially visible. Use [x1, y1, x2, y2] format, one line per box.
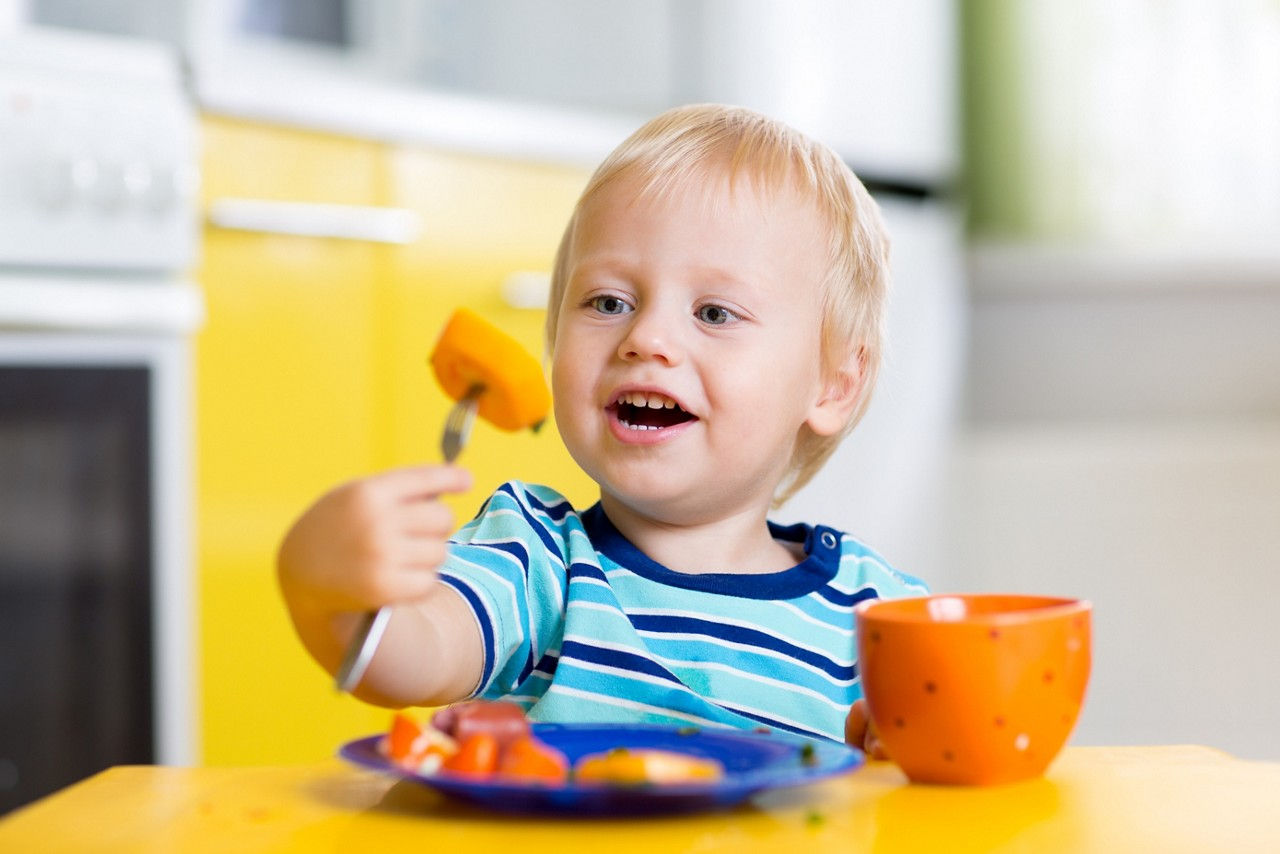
[806, 346, 866, 437]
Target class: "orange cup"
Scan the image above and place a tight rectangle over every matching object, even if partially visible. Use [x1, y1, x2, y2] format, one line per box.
[855, 594, 1091, 785]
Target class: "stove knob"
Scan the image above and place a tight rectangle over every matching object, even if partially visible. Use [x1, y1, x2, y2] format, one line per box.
[122, 160, 153, 204]
[70, 155, 99, 197]
[144, 163, 177, 213]
[144, 163, 198, 215]
[29, 151, 77, 210]
[91, 160, 128, 211]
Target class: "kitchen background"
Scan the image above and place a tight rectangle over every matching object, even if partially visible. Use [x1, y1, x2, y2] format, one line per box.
[2, 0, 1278, 813]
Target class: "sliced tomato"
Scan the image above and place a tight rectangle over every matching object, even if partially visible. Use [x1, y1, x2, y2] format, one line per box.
[384, 712, 424, 763]
[442, 732, 501, 777]
[496, 736, 569, 785]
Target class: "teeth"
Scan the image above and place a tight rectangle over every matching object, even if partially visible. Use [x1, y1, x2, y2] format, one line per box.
[619, 391, 678, 409]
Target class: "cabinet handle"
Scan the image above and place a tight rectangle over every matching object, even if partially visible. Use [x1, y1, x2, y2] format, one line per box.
[207, 198, 423, 244]
[0, 274, 204, 332]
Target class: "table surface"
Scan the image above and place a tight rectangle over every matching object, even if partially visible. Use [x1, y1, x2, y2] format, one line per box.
[2, 746, 1278, 853]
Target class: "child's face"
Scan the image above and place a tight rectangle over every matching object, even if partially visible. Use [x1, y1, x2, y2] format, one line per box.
[551, 170, 840, 525]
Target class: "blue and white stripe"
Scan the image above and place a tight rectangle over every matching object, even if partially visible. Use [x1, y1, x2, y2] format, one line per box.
[438, 481, 927, 742]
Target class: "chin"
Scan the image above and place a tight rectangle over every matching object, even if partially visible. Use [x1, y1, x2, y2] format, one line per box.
[602, 482, 747, 529]
[599, 477, 693, 517]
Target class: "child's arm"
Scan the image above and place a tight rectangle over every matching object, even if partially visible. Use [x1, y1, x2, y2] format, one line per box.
[276, 464, 484, 707]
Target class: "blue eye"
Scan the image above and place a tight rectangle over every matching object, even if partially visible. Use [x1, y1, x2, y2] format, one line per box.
[590, 295, 632, 315]
[697, 304, 737, 325]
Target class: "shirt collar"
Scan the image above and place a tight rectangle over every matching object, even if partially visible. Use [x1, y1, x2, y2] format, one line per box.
[579, 503, 842, 600]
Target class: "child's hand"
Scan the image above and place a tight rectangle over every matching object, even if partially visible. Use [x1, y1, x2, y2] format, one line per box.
[277, 464, 472, 613]
[844, 698, 890, 760]
[277, 464, 483, 706]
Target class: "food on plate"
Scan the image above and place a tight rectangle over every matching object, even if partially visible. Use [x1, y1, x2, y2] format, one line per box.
[573, 747, 725, 786]
[380, 711, 457, 775]
[428, 307, 551, 432]
[431, 699, 531, 749]
[497, 735, 571, 784]
[385, 711, 423, 760]
[378, 701, 728, 787]
[380, 703, 562, 784]
[442, 732, 501, 777]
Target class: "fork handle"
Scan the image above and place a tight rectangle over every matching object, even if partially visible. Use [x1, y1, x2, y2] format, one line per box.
[334, 389, 481, 693]
[334, 606, 392, 693]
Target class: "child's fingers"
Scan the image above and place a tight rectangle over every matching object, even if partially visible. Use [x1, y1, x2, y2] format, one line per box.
[353, 554, 445, 605]
[381, 567, 442, 603]
[398, 500, 458, 538]
[844, 699, 892, 759]
[865, 718, 889, 760]
[377, 463, 473, 502]
[394, 537, 453, 576]
[845, 698, 870, 746]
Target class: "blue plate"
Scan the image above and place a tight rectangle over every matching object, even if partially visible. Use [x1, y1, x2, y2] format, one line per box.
[339, 723, 862, 815]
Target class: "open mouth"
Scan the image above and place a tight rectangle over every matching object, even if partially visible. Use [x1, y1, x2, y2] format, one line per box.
[609, 390, 697, 431]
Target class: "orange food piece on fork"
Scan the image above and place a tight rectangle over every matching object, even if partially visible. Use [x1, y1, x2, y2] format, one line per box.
[429, 307, 551, 432]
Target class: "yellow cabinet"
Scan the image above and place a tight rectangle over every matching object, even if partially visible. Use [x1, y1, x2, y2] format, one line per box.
[378, 145, 597, 500]
[194, 116, 593, 764]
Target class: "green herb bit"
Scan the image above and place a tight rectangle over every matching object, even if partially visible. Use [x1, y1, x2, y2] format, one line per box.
[800, 742, 819, 766]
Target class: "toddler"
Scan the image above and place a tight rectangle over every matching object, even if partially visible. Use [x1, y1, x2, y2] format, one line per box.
[278, 104, 927, 750]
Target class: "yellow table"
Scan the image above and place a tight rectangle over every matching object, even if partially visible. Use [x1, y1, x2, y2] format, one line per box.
[2, 746, 1277, 853]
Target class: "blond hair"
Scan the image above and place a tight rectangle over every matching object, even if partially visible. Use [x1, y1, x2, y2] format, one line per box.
[546, 104, 891, 506]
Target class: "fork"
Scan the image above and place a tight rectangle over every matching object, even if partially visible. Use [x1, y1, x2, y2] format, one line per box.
[333, 384, 483, 694]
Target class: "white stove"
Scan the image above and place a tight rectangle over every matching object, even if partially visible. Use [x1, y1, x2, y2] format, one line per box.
[0, 24, 202, 327]
[0, 25, 203, 813]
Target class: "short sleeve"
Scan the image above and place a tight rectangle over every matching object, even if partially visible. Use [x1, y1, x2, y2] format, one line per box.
[840, 534, 930, 600]
[437, 482, 574, 699]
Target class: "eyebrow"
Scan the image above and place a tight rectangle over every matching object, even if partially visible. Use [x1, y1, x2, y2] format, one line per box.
[572, 255, 755, 293]
[570, 254, 631, 275]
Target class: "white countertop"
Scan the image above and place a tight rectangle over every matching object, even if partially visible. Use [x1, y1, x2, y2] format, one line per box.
[194, 51, 643, 167]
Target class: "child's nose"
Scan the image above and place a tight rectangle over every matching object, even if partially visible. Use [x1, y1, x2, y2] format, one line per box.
[617, 310, 683, 366]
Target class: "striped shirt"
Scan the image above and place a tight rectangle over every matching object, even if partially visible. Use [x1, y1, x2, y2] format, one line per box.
[438, 481, 928, 742]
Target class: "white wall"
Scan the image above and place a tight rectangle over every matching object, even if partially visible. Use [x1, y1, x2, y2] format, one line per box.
[790, 239, 1280, 762]
[950, 423, 1280, 761]
[952, 251, 1280, 761]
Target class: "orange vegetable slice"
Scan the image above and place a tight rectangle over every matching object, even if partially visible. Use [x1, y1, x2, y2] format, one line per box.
[384, 712, 424, 763]
[429, 308, 551, 432]
[573, 748, 724, 785]
[442, 732, 501, 777]
[382, 712, 457, 772]
[495, 736, 570, 785]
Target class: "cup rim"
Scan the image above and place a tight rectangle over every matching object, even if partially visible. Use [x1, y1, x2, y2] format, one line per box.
[855, 593, 1091, 625]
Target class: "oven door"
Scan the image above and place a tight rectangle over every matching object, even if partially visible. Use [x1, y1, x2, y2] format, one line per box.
[0, 329, 196, 814]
